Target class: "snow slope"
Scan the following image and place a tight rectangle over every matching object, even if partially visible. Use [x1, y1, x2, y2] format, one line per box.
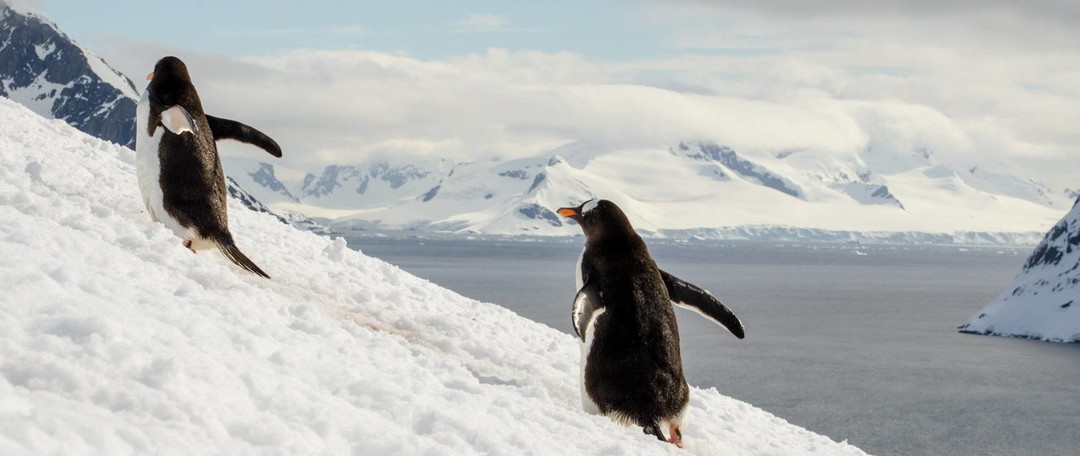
[959, 197, 1080, 343]
[0, 98, 867, 454]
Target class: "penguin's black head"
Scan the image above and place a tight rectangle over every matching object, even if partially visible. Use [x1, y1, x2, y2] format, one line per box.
[557, 199, 634, 240]
[146, 56, 198, 108]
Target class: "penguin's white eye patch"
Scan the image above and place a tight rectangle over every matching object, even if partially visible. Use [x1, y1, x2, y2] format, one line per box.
[581, 199, 599, 214]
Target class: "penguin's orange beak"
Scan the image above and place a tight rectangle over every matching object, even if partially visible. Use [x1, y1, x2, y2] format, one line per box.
[557, 207, 578, 217]
[146, 72, 154, 81]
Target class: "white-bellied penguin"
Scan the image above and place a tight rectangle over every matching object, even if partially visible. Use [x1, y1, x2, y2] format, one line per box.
[557, 199, 745, 447]
[136, 56, 281, 278]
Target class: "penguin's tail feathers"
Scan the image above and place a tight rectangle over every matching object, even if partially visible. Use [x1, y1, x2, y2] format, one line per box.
[214, 234, 270, 279]
[642, 419, 666, 442]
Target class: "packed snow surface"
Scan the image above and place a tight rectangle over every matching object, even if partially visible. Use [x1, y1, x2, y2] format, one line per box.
[0, 97, 867, 454]
[959, 197, 1080, 343]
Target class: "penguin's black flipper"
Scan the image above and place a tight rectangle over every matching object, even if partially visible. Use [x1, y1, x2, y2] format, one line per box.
[659, 269, 745, 339]
[572, 280, 602, 341]
[206, 115, 283, 157]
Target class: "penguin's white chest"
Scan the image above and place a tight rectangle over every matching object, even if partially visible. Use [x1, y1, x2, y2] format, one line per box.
[574, 245, 606, 413]
[574, 247, 585, 291]
[135, 90, 189, 239]
[579, 306, 606, 415]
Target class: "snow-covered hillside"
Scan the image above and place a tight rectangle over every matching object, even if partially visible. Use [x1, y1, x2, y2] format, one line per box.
[233, 140, 1064, 243]
[0, 98, 868, 454]
[0, 1, 136, 148]
[959, 196, 1080, 343]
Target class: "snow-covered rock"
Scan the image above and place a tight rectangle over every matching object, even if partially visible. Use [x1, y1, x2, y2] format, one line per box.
[0, 97, 868, 455]
[0, 1, 136, 148]
[959, 195, 1080, 342]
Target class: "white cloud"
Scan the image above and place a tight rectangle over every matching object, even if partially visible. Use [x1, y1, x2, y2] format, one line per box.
[97, 29, 1079, 189]
[622, 0, 1080, 187]
[216, 26, 364, 38]
[1, 0, 41, 14]
[457, 14, 506, 32]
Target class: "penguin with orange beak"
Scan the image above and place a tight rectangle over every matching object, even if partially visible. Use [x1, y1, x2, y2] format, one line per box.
[136, 56, 281, 278]
[557, 199, 745, 447]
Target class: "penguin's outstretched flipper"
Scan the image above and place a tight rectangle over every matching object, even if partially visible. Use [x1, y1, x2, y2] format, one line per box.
[206, 115, 283, 157]
[572, 280, 602, 341]
[659, 269, 745, 339]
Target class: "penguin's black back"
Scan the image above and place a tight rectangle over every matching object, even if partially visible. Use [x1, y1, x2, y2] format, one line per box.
[582, 222, 689, 425]
[148, 57, 230, 239]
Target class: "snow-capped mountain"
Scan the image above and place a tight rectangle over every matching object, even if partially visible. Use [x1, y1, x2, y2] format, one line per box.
[221, 156, 301, 204]
[234, 140, 1066, 243]
[958, 195, 1080, 342]
[299, 159, 453, 209]
[0, 93, 869, 456]
[0, 1, 136, 148]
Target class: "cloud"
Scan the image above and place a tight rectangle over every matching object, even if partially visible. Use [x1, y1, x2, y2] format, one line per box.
[618, 0, 1080, 187]
[157, 49, 912, 168]
[94, 33, 1079, 189]
[457, 14, 507, 32]
[657, 0, 1080, 24]
[1, 0, 41, 14]
[216, 26, 364, 38]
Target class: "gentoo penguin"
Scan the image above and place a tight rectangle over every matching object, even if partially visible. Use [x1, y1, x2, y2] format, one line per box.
[136, 56, 281, 278]
[557, 199, 745, 447]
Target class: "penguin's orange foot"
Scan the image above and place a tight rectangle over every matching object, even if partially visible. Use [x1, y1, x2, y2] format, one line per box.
[668, 424, 683, 448]
[183, 239, 196, 253]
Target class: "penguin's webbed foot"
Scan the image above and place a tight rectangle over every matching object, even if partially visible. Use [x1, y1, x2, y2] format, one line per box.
[183, 239, 196, 253]
[668, 423, 683, 448]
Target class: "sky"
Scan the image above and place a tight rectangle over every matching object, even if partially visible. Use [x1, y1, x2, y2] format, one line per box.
[15, 0, 1080, 189]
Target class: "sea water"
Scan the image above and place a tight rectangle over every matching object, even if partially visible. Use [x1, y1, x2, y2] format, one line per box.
[349, 235, 1080, 456]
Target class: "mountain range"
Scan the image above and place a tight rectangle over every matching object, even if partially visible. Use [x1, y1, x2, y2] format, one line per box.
[225, 140, 1070, 243]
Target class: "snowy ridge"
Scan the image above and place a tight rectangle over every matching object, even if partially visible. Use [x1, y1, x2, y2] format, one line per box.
[0, 1, 137, 147]
[959, 196, 1080, 342]
[0, 98, 867, 454]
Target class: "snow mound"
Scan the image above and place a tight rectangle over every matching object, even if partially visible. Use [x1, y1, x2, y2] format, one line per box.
[0, 97, 867, 455]
[959, 196, 1080, 343]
